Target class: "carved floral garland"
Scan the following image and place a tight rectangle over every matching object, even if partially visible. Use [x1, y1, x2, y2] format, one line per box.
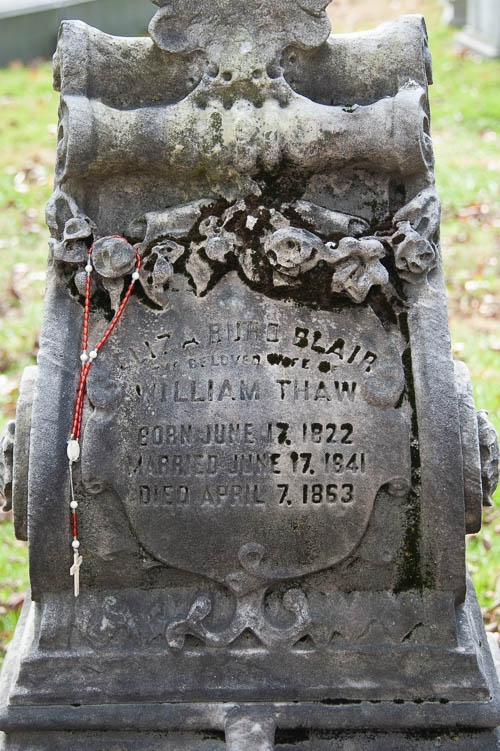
[52, 187, 440, 313]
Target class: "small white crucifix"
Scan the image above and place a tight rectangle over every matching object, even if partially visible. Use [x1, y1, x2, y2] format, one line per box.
[70, 551, 83, 597]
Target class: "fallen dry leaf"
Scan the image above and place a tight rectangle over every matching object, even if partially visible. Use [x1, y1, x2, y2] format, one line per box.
[5, 592, 25, 611]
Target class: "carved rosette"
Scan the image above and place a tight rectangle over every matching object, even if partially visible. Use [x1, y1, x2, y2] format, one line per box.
[387, 186, 440, 283]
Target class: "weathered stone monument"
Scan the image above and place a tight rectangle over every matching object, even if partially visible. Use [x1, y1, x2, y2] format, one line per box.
[1, 1, 499, 748]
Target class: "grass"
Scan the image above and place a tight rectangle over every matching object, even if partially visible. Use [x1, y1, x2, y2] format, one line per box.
[0, 62, 57, 427]
[0, 62, 57, 645]
[0, 1, 498, 657]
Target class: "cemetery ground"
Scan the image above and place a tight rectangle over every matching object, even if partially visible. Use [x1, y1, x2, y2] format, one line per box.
[0, 0, 498, 663]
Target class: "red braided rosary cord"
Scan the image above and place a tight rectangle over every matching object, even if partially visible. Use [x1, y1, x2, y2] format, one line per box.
[70, 237, 141, 441]
[68, 236, 141, 577]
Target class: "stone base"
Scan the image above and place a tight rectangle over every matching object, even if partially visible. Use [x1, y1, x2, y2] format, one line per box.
[1, 579, 499, 749]
[0, 728, 499, 750]
[1, 582, 496, 706]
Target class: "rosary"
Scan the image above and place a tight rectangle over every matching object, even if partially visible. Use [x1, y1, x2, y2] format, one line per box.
[66, 236, 141, 596]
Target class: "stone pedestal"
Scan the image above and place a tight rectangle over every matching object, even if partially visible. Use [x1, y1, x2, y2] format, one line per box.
[0, 1, 499, 748]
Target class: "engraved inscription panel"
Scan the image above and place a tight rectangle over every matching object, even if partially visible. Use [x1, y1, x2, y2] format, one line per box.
[82, 273, 410, 585]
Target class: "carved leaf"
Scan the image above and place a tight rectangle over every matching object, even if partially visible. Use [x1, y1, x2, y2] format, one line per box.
[131, 199, 215, 246]
[268, 208, 290, 231]
[237, 247, 261, 283]
[139, 252, 174, 307]
[51, 215, 95, 263]
[477, 410, 499, 507]
[185, 252, 214, 296]
[51, 238, 88, 264]
[393, 186, 441, 240]
[152, 239, 185, 265]
[284, 200, 369, 238]
[329, 237, 388, 303]
[102, 277, 126, 313]
[63, 216, 94, 242]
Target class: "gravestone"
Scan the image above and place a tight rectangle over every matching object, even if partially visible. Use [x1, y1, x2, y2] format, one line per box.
[456, 0, 500, 58]
[1, 1, 499, 748]
[0, 0, 153, 67]
[443, 0, 467, 28]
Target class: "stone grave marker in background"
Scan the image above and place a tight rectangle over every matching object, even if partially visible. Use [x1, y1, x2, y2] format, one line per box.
[456, 0, 500, 58]
[0, 0, 153, 67]
[0, 1, 499, 748]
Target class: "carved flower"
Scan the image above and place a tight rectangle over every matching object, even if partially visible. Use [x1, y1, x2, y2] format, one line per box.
[391, 221, 436, 283]
[88, 236, 138, 311]
[51, 215, 95, 263]
[186, 212, 243, 295]
[185, 252, 213, 296]
[198, 215, 242, 263]
[329, 237, 388, 303]
[264, 227, 325, 286]
[92, 236, 137, 279]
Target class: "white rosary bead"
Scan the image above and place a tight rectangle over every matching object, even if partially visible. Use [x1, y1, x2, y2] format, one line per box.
[132, 270, 140, 281]
[89, 350, 98, 360]
[67, 439, 80, 462]
[80, 351, 89, 363]
[72, 539, 80, 549]
[70, 500, 78, 510]
[85, 263, 93, 273]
